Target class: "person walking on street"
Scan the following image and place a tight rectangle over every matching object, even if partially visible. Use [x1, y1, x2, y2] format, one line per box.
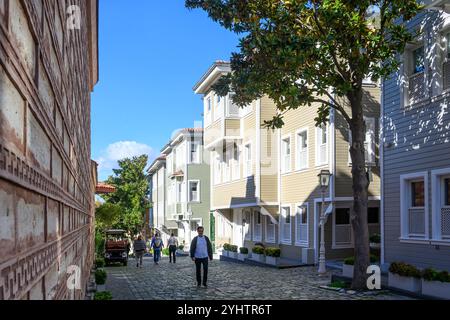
[133, 235, 147, 268]
[190, 226, 213, 288]
[167, 233, 179, 263]
[151, 233, 164, 265]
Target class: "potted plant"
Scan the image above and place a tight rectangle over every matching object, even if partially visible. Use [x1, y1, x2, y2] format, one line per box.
[421, 268, 450, 299]
[229, 245, 238, 259]
[388, 262, 422, 293]
[95, 269, 107, 292]
[94, 291, 112, 300]
[251, 246, 265, 263]
[342, 255, 378, 278]
[222, 243, 230, 257]
[238, 247, 249, 261]
[264, 247, 281, 266]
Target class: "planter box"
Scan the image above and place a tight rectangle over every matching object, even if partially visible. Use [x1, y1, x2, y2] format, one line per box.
[342, 264, 354, 278]
[251, 253, 265, 263]
[221, 250, 229, 257]
[230, 252, 238, 259]
[388, 272, 422, 293]
[238, 253, 248, 261]
[422, 280, 450, 300]
[265, 256, 279, 266]
[96, 284, 106, 292]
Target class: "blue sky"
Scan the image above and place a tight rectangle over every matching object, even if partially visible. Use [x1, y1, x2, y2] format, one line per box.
[91, 1, 239, 181]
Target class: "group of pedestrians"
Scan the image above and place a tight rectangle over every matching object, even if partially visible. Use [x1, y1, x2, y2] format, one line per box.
[131, 226, 213, 287]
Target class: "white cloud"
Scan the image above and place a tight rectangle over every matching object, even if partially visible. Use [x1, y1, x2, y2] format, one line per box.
[96, 141, 154, 180]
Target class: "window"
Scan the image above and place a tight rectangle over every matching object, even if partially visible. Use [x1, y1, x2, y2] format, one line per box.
[176, 181, 182, 203]
[214, 152, 221, 185]
[245, 143, 252, 177]
[281, 136, 291, 173]
[222, 146, 231, 183]
[368, 207, 379, 224]
[190, 141, 200, 164]
[411, 181, 425, 207]
[431, 169, 450, 241]
[207, 97, 211, 112]
[253, 211, 262, 241]
[266, 216, 275, 243]
[400, 172, 428, 240]
[296, 129, 308, 170]
[316, 124, 328, 165]
[348, 118, 376, 165]
[333, 208, 353, 248]
[413, 46, 425, 74]
[232, 143, 240, 180]
[188, 181, 199, 202]
[243, 210, 251, 241]
[281, 206, 291, 243]
[295, 205, 308, 245]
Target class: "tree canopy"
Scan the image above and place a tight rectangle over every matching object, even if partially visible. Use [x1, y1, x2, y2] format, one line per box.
[100, 155, 150, 234]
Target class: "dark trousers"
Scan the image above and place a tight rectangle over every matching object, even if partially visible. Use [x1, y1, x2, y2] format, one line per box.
[169, 245, 177, 263]
[153, 249, 161, 263]
[195, 258, 209, 285]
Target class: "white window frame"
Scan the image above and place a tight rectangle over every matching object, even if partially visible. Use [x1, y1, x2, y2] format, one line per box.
[252, 210, 262, 242]
[188, 180, 200, 203]
[348, 117, 376, 166]
[295, 203, 309, 247]
[431, 168, 450, 242]
[265, 215, 276, 244]
[401, 39, 428, 108]
[214, 151, 221, 185]
[332, 207, 354, 249]
[222, 145, 231, 183]
[315, 124, 328, 166]
[190, 140, 201, 164]
[244, 142, 252, 177]
[295, 127, 309, 171]
[232, 143, 240, 181]
[204, 96, 212, 127]
[400, 172, 429, 241]
[280, 205, 292, 245]
[281, 134, 292, 173]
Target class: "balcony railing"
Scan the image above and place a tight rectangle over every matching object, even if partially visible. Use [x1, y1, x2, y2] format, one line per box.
[408, 72, 425, 104]
[441, 207, 450, 239]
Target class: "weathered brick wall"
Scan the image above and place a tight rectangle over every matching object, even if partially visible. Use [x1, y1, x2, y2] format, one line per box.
[0, 0, 98, 300]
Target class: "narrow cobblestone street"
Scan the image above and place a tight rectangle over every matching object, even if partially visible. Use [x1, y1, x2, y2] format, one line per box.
[105, 256, 411, 300]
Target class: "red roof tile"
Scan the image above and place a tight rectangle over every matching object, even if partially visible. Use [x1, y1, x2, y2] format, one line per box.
[96, 183, 116, 194]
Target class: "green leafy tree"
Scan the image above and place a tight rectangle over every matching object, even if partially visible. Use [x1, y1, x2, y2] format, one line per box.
[186, 0, 422, 289]
[95, 203, 122, 230]
[101, 155, 150, 234]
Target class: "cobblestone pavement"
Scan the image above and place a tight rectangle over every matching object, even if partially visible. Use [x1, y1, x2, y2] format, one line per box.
[105, 256, 411, 300]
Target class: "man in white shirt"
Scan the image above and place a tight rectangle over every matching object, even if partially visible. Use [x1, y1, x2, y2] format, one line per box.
[189, 226, 213, 287]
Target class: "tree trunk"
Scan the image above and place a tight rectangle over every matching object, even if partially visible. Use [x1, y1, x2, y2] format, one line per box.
[348, 89, 371, 290]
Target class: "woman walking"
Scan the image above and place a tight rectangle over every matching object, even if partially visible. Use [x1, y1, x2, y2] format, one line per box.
[151, 233, 164, 265]
[133, 235, 147, 268]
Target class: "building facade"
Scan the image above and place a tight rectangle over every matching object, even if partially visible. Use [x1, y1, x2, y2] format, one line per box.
[149, 128, 210, 247]
[194, 61, 381, 264]
[381, 0, 450, 271]
[0, 0, 99, 299]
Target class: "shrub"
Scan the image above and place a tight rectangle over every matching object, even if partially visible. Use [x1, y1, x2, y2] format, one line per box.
[239, 247, 249, 254]
[252, 246, 265, 255]
[229, 245, 238, 252]
[162, 248, 170, 256]
[94, 291, 112, 300]
[422, 268, 450, 283]
[95, 258, 105, 269]
[95, 269, 107, 285]
[389, 262, 421, 278]
[264, 247, 281, 257]
[369, 233, 381, 244]
[223, 243, 231, 251]
[178, 245, 184, 251]
[343, 255, 378, 265]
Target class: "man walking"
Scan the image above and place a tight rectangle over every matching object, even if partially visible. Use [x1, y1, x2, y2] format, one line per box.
[190, 226, 213, 288]
[151, 233, 164, 265]
[167, 233, 179, 263]
[133, 235, 147, 268]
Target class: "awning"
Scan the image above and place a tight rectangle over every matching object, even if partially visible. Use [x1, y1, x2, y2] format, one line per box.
[260, 206, 278, 225]
[96, 183, 116, 194]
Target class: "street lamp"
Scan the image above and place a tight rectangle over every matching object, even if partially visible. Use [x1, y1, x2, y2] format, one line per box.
[318, 169, 332, 275]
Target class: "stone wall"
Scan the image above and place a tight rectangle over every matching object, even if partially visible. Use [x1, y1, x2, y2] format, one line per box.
[0, 0, 99, 300]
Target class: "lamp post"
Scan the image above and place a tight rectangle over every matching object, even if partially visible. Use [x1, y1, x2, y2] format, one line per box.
[187, 205, 193, 244]
[318, 169, 332, 275]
